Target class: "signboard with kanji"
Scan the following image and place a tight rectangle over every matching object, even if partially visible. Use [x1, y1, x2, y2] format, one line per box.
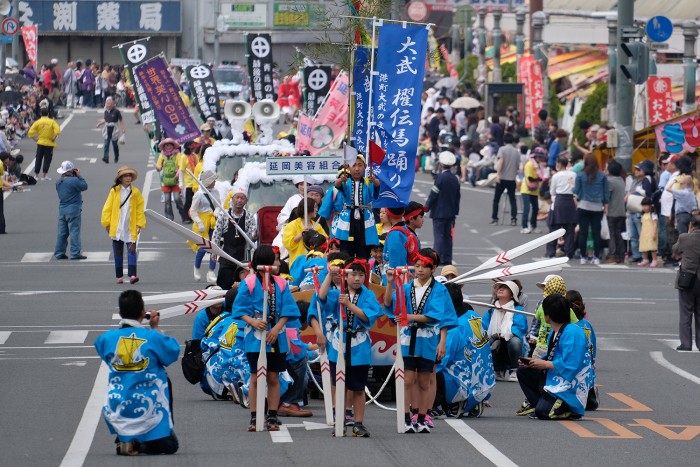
[266, 156, 343, 175]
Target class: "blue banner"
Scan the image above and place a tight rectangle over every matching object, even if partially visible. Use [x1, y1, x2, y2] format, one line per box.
[372, 23, 428, 208]
[134, 56, 200, 144]
[19, 1, 181, 34]
[351, 46, 370, 157]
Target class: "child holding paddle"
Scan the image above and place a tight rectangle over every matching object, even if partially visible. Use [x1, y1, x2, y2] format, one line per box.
[316, 257, 382, 437]
[384, 248, 457, 434]
[230, 245, 300, 432]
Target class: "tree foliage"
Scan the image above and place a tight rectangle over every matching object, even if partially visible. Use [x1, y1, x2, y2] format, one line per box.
[572, 82, 608, 145]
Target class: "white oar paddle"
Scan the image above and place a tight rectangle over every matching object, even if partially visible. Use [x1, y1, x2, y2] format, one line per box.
[464, 299, 536, 318]
[144, 298, 225, 320]
[255, 265, 275, 432]
[454, 257, 569, 285]
[457, 264, 564, 284]
[449, 229, 566, 283]
[392, 266, 412, 434]
[145, 209, 248, 269]
[334, 268, 348, 438]
[142, 289, 227, 305]
[305, 265, 334, 426]
[186, 168, 256, 250]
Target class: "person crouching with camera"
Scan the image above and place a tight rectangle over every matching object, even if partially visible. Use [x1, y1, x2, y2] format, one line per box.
[54, 160, 88, 260]
[481, 281, 528, 382]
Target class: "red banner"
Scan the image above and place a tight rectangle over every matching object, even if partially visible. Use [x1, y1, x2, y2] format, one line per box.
[295, 113, 313, 153]
[439, 44, 458, 79]
[296, 72, 349, 156]
[647, 77, 674, 126]
[519, 55, 543, 130]
[21, 25, 38, 67]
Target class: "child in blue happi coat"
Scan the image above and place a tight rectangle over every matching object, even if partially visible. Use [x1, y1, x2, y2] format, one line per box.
[231, 245, 301, 432]
[566, 289, 599, 410]
[384, 207, 420, 268]
[316, 257, 382, 437]
[290, 232, 328, 290]
[368, 242, 387, 285]
[434, 283, 495, 418]
[94, 290, 180, 456]
[384, 248, 457, 434]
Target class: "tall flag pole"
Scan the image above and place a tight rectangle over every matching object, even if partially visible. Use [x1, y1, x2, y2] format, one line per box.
[364, 18, 379, 172]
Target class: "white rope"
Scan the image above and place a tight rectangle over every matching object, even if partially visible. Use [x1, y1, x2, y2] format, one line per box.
[306, 361, 326, 395]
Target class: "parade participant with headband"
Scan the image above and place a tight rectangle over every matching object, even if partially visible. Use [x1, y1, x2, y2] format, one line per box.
[279, 302, 316, 417]
[516, 294, 594, 420]
[332, 154, 380, 259]
[155, 138, 187, 222]
[188, 170, 220, 283]
[384, 248, 457, 434]
[178, 140, 201, 224]
[327, 238, 341, 255]
[101, 166, 146, 284]
[368, 240, 386, 285]
[290, 233, 328, 290]
[211, 183, 257, 289]
[231, 245, 301, 432]
[404, 201, 428, 250]
[94, 290, 180, 456]
[481, 281, 528, 382]
[316, 257, 382, 437]
[384, 207, 420, 268]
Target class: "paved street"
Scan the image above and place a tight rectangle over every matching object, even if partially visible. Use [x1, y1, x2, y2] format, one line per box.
[1, 110, 699, 466]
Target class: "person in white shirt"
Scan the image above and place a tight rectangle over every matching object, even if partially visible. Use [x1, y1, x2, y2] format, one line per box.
[546, 156, 577, 258]
[659, 154, 680, 264]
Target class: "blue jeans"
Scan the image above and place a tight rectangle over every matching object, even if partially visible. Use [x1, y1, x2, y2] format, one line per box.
[657, 214, 669, 259]
[55, 211, 82, 258]
[195, 248, 216, 270]
[103, 126, 119, 162]
[280, 358, 308, 405]
[521, 194, 539, 229]
[628, 212, 642, 261]
[112, 240, 137, 278]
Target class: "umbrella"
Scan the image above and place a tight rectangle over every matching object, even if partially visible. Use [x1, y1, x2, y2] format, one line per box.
[434, 77, 459, 89]
[0, 90, 23, 106]
[451, 96, 481, 110]
[3, 73, 31, 87]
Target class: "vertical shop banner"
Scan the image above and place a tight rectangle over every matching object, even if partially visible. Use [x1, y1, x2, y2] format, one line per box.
[117, 39, 156, 126]
[245, 33, 274, 102]
[439, 44, 458, 79]
[372, 23, 429, 208]
[295, 113, 313, 153]
[527, 58, 544, 128]
[518, 55, 533, 129]
[647, 76, 673, 126]
[351, 46, 370, 157]
[21, 25, 38, 66]
[303, 65, 332, 117]
[185, 64, 222, 121]
[305, 72, 350, 155]
[134, 56, 200, 144]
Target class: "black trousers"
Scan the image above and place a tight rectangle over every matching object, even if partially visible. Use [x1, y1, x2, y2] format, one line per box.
[0, 189, 5, 233]
[546, 223, 576, 258]
[491, 180, 517, 221]
[183, 188, 194, 221]
[34, 144, 54, 175]
[516, 366, 559, 420]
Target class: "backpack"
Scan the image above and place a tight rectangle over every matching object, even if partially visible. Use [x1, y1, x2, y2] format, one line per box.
[181, 313, 226, 384]
[389, 225, 419, 265]
[161, 155, 178, 187]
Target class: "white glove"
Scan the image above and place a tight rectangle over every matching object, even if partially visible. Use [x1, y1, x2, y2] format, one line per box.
[214, 207, 223, 218]
[197, 221, 205, 232]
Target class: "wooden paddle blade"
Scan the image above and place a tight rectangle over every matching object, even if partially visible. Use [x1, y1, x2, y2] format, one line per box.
[455, 257, 569, 285]
[156, 298, 225, 320]
[143, 289, 227, 305]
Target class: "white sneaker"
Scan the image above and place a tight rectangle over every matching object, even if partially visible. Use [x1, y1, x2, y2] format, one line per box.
[193, 266, 201, 281]
[580, 257, 588, 265]
[42, 176, 51, 181]
[404, 422, 416, 434]
[206, 270, 217, 283]
[532, 228, 541, 234]
[508, 370, 518, 382]
[591, 257, 601, 265]
[416, 421, 431, 433]
[520, 228, 531, 234]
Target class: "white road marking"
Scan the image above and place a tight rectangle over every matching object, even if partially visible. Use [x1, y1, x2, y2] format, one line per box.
[656, 338, 684, 350]
[444, 419, 518, 467]
[490, 228, 511, 236]
[470, 229, 479, 234]
[17, 251, 163, 263]
[270, 425, 293, 443]
[597, 264, 629, 269]
[62, 361, 87, 366]
[597, 338, 635, 352]
[81, 252, 111, 262]
[0, 331, 11, 344]
[21, 252, 54, 262]
[650, 351, 700, 385]
[44, 331, 89, 344]
[59, 362, 109, 467]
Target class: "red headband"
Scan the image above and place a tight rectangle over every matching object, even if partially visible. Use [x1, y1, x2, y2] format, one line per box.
[328, 238, 340, 248]
[346, 258, 369, 287]
[404, 207, 427, 220]
[271, 246, 280, 256]
[386, 210, 404, 219]
[415, 253, 435, 268]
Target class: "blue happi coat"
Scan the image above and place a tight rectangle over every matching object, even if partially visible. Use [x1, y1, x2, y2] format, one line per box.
[290, 252, 328, 289]
[330, 178, 380, 244]
[386, 279, 457, 361]
[542, 324, 595, 416]
[575, 318, 597, 364]
[94, 324, 180, 442]
[201, 314, 250, 398]
[231, 275, 301, 354]
[315, 285, 382, 366]
[436, 311, 495, 409]
[383, 225, 408, 268]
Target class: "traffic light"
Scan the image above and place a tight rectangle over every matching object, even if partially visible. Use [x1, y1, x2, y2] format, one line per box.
[620, 41, 649, 85]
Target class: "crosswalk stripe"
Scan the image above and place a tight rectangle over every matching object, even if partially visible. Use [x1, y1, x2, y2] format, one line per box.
[21, 252, 54, 262]
[44, 330, 89, 344]
[81, 252, 112, 262]
[597, 337, 635, 352]
[0, 331, 11, 344]
[19, 251, 164, 263]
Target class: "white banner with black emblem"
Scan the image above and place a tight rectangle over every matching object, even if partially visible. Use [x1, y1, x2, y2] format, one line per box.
[245, 33, 274, 103]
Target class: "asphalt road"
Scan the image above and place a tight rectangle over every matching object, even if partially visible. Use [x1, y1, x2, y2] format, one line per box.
[1, 111, 699, 466]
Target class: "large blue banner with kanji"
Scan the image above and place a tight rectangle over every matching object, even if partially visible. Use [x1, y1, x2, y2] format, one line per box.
[372, 23, 428, 208]
[19, 1, 181, 34]
[351, 46, 370, 157]
[134, 56, 200, 144]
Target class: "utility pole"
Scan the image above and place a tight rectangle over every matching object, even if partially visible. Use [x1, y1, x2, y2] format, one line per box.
[492, 9, 502, 82]
[193, 0, 199, 60]
[682, 21, 698, 114]
[463, 8, 473, 75]
[515, 8, 526, 81]
[11, 0, 18, 63]
[532, 11, 549, 112]
[213, 0, 221, 65]
[477, 8, 487, 82]
[607, 15, 617, 123]
[615, 0, 634, 173]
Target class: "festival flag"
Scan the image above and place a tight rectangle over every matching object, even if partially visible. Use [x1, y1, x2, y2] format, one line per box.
[351, 46, 371, 157]
[647, 77, 673, 126]
[295, 113, 313, 153]
[439, 44, 458, 79]
[134, 56, 200, 144]
[21, 25, 38, 67]
[185, 64, 222, 122]
[246, 33, 275, 103]
[297, 72, 350, 156]
[117, 38, 158, 131]
[303, 65, 332, 116]
[372, 23, 429, 207]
